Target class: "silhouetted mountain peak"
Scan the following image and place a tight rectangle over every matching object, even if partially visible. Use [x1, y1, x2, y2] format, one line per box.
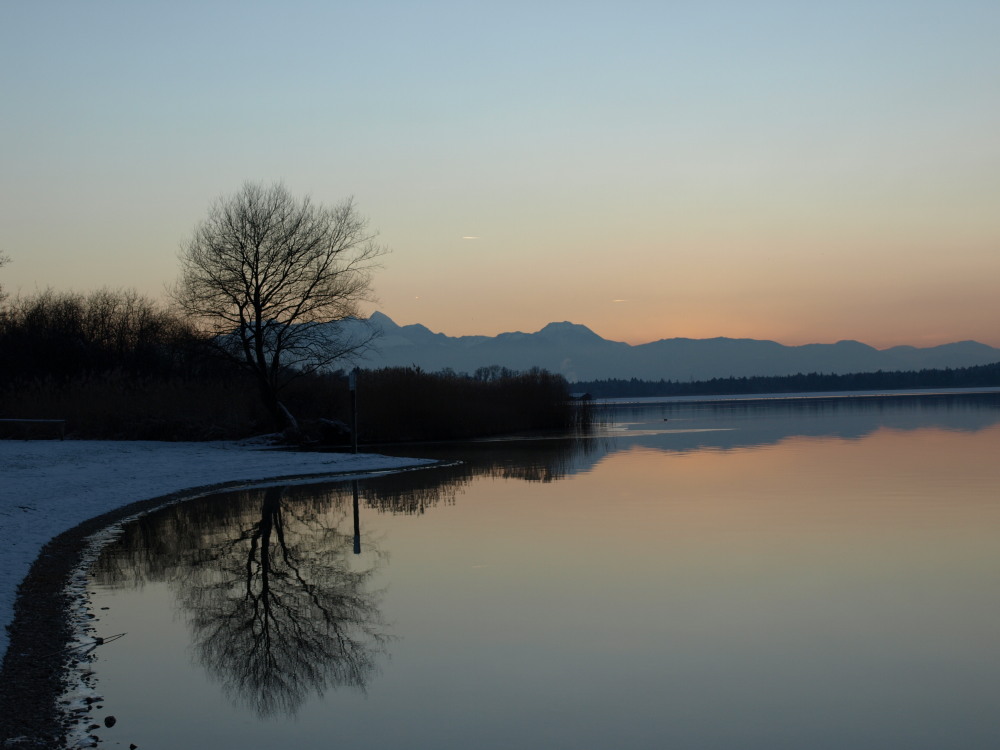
[367, 311, 399, 330]
[537, 321, 606, 342]
[831, 340, 877, 351]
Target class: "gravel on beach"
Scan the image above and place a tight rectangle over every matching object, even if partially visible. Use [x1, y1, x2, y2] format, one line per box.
[0, 488, 198, 749]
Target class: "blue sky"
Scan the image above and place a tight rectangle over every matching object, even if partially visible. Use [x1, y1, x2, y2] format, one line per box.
[2, 0, 999, 346]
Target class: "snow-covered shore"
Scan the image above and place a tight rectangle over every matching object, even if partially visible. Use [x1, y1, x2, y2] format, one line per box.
[0, 439, 433, 660]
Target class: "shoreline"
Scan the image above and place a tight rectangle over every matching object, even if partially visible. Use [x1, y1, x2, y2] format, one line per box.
[591, 385, 1000, 406]
[0, 466, 440, 748]
[0, 440, 435, 748]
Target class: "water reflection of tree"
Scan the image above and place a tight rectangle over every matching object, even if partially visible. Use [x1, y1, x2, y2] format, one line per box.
[92, 484, 388, 717]
[184, 486, 387, 716]
[372, 436, 605, 496]
[89, 438, 609, 713]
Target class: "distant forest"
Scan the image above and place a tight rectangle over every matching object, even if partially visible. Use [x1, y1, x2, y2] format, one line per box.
[572, 362, 1000, 398]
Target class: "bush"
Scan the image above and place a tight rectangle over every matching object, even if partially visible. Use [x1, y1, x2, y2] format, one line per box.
[0, 288, 263, 439]
[0, 288, 207, 385]
[351, 366, 577, 443]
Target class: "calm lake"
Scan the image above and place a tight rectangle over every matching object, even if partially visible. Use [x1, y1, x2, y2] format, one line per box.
[85, 392, 1000, 749]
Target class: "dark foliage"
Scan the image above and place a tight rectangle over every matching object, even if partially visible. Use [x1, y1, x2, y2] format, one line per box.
[0, 289, 267, 439]
[573, 362, 1000, 399]
[334, 366, 578, 443]
[0, 288, 215, 383]
[0, 291, 577, 442]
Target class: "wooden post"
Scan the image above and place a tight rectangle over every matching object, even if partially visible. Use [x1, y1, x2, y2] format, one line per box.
[349, 368, 359, 454]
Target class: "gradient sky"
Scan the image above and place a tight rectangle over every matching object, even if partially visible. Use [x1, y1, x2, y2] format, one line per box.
[2, 1, 998, 348]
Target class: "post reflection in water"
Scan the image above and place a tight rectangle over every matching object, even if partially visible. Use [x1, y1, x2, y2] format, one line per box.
[91, 483, 389, 717]
[352, 480, 361, 555]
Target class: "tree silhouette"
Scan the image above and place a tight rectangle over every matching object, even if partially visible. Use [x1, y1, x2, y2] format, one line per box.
[173, 182, 387, 427]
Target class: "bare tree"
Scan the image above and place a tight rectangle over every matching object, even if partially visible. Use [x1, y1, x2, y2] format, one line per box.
[173, 182, 387, 426]
[0, 251, 10, 306]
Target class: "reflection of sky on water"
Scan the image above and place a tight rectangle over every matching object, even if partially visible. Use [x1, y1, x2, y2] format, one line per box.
[384, 392, 1000, 481]
[85, 393, 1000, 749]
[602, 391, 1000, 440]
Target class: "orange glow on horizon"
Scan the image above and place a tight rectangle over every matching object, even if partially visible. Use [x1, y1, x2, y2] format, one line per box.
[375, 309, 995, 351]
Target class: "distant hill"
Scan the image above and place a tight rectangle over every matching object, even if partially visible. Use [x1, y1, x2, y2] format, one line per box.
[335, 312, 1000, 383]
[573, 362, 1000, 398]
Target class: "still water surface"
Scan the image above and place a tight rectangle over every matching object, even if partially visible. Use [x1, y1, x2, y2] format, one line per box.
[87, 394, 1000, 749]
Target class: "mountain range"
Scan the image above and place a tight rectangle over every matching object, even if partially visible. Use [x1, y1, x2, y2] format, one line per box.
[342, 312, 1000, 383]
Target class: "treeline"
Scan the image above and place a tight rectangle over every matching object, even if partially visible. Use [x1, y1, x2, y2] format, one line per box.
[0, 289, 270, 439]
[573, 363, 1000, 399]
[0, 289, 577, 442]
[0, 289, 212, 382]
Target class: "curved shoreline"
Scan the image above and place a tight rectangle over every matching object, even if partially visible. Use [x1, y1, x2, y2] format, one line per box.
[0, 465, 437, 748]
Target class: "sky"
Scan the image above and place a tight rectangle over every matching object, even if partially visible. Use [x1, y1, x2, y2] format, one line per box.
[2, 0, 998, 348]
